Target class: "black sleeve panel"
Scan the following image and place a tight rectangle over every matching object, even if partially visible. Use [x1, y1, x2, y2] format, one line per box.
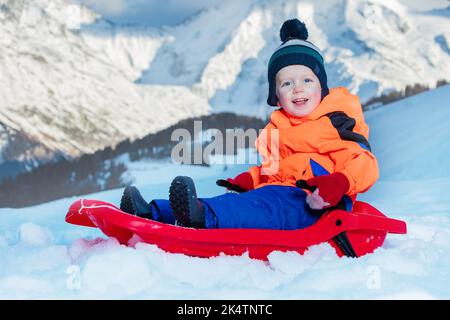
[325, 112, 372, 152]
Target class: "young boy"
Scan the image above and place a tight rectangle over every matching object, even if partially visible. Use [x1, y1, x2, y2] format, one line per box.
[120, 19, 379, 230]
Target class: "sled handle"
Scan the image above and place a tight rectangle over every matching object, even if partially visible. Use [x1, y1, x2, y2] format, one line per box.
[216, 179, 247, 193]
[296, 180, 317, 192]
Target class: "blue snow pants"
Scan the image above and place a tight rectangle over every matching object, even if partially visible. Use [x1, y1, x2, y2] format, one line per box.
[150, 185, 321, 230]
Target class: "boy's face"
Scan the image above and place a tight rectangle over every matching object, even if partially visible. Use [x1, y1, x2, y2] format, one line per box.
[275, 65, 322, 118]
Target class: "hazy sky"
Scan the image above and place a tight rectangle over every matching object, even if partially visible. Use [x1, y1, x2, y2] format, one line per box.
[79, 0, 216, 27]
[79, 0, 449, 27]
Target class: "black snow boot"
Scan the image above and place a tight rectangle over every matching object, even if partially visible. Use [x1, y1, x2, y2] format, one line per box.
[169, 176, 205, 228]
[120, 185, 153, 219]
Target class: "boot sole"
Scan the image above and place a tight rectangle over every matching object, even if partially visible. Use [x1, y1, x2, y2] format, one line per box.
[169, 176, 198, 227]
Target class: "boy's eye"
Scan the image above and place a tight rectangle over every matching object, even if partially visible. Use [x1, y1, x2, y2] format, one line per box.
[281, 81, 292, 87]
[304, 78, 312, 83]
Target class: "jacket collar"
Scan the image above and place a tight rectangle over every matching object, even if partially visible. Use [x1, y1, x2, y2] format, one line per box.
[270, 87, 364, 128]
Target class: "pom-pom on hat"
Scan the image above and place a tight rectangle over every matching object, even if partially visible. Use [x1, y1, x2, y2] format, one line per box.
[267, 19, 329, 106]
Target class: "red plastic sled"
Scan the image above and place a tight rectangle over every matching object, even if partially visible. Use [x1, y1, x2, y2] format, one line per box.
[66, 199, 407, 260]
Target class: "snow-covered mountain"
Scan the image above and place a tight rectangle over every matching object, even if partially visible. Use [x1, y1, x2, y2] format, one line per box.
[1, 0, 449, 177]
[0, 0, 210, 173]
[141, 0, 450, 114]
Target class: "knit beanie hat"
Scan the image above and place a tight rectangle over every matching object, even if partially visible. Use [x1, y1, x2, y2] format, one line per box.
[267, 19, 329, 106]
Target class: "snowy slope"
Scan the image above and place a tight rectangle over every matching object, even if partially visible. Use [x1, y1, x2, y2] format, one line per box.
[0, 84, 449, 299]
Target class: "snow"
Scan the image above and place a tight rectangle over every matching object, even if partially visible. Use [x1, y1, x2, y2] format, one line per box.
[1, 84, 450, 299]
[18, 222, 54, 247]
[365, 85, 450, 181]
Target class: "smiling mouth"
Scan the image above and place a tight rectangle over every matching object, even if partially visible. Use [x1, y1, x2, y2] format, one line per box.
[292, 98, 309, 104]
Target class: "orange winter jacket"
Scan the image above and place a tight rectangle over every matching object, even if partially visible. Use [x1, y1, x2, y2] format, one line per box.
[247, 87, 379, 196]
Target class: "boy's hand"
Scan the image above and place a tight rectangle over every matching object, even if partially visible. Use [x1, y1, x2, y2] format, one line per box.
[304, 172, 350, 210]
[216, 172, 254, 193]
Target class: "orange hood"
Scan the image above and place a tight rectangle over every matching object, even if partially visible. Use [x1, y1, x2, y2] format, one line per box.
[269, 87, 368, 137]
